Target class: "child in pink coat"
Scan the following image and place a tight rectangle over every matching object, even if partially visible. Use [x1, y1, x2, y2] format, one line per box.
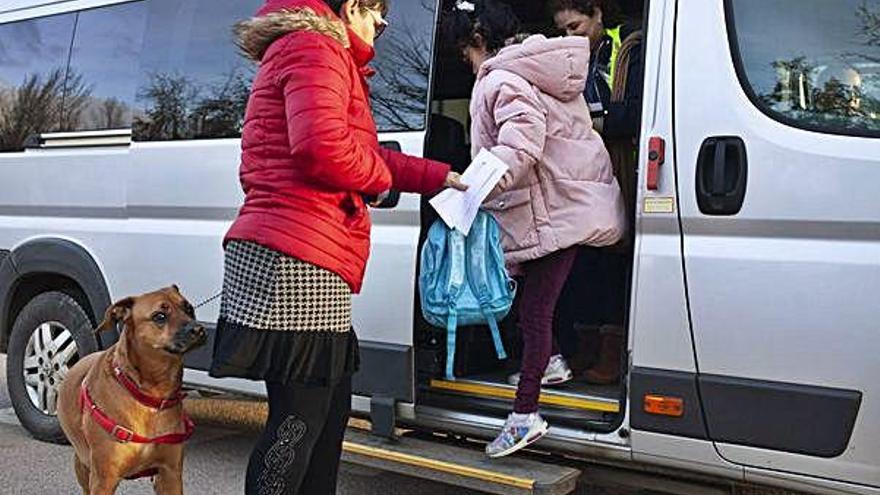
[444, 0, 625, 458]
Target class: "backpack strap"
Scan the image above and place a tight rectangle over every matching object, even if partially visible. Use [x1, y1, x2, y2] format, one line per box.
[465, 213, 507, 361]
[445, 228, 467, 379]
[485, 312, 507, 361]
[445, 308, 458, 380]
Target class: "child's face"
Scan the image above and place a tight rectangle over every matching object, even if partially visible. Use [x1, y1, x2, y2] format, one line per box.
[460, 34, 489, 75]
[554, 8, 605, 49]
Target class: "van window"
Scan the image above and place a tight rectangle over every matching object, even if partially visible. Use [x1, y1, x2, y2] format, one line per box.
[133, 0, 260, 142]
[370, 1, 436, 132]
[728, 0, 880, 137]
[66, 1, 147, 132]
[0, 13, 76, 152]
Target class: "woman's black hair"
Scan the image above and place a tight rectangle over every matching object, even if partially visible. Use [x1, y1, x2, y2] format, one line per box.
[441, 0, 521, 53]
[547, 0, 624, 26]
[323, 0, 388, 17]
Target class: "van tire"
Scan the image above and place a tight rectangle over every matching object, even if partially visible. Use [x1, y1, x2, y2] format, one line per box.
[6, 291, 99, 444]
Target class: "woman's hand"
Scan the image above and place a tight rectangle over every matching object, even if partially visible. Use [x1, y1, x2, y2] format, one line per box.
[444, 172, 469, 191]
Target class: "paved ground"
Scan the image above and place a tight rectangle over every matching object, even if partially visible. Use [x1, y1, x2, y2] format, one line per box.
[0, 354, 717, 495]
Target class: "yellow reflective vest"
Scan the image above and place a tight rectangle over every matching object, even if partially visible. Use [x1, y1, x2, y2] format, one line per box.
[605, 25, 623, 88]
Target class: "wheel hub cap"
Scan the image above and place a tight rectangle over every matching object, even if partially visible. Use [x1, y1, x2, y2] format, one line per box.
[23, 322, 78, 415]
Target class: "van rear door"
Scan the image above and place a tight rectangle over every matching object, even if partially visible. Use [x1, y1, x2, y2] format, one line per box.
[674, 0, 880, 487]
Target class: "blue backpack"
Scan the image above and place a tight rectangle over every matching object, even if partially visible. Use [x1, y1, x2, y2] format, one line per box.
[419, 211, 516, 379]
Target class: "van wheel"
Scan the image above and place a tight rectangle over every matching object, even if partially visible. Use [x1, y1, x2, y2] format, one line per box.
[6, 291, 98, 443]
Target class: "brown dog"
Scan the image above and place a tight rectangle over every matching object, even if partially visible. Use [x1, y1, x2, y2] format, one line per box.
[57, 286, 207, 495]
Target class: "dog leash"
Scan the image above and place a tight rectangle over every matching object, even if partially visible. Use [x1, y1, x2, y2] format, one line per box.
[193, 291, 222, 310]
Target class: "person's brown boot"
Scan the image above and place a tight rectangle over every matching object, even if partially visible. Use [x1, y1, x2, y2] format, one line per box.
[584, 326, 624, 385]
[568, 323, 600, 374]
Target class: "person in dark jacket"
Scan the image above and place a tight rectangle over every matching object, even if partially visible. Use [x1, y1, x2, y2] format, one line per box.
[550, 0, 642, 140]
[210, 1, 464, 493]
[549, 0, 643, 386]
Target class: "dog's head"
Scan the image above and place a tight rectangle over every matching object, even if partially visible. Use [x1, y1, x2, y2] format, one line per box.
[97, 286, 208, 356]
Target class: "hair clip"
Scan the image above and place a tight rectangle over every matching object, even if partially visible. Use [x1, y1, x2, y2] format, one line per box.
[455, 1, 476, 13]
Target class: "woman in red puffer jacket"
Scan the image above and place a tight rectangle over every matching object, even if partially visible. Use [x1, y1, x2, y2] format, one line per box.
[210, 1, 464, 492]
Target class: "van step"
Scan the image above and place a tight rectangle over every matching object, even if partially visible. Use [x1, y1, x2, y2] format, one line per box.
[429, 378, 620, 414]
[342, 428, 580, 495]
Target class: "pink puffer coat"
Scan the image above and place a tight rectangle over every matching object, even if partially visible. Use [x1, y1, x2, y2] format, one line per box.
[471, 35, 626, 265]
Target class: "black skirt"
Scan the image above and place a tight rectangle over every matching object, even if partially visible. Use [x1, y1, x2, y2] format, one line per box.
[209, 241, 359, 385]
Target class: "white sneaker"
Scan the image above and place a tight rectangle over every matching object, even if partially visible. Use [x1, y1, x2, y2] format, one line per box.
[485, 412, 549, 458]
[508, 355, 573, 386]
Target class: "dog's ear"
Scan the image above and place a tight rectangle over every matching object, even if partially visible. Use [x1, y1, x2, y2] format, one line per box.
[95, 297, 135, 334]
[170, 284, 181, 294]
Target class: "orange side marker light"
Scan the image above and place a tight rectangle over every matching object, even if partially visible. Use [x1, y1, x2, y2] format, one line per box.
[644, 394, 684, 417]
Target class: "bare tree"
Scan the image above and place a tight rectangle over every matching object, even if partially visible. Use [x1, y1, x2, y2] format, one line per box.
[58, 71, 94, 131]
[95, 97, 128, 129]
[133, 73, 198, 140]
[0, 69, 65, 151]
[370, 0, 435, 130]
[133, 66, 258, 140]
[189, 68, 252, 138]
[847, 2, 880, 65]
[857, 2, 880, 46]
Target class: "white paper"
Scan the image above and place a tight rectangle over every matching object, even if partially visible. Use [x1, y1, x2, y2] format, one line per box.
[429, 148, 509, 235]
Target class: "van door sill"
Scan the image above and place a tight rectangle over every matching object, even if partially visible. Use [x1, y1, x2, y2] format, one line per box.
[429, 377, 621, 414]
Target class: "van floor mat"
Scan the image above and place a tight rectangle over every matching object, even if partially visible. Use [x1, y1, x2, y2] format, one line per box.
[342, 428, 581, 495]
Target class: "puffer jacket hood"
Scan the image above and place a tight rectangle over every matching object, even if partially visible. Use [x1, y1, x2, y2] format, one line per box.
[235, 0, 349, 62]
[478, 35, 590, 102]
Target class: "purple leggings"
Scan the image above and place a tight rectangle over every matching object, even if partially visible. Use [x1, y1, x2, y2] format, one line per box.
[513, 247, 578, 414]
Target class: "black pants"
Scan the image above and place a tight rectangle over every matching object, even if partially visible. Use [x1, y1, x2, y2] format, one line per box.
[245, 375, 352, 495]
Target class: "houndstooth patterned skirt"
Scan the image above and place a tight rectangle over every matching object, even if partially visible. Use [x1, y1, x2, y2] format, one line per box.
[210, 241, 359, 385]
[220, 241, 352, 333]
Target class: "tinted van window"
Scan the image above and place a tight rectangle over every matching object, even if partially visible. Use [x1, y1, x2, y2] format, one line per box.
[0, 13, 75, 151]
[133, 0, 261, 141]
[371, 1, 436, 132]
[728, 0, 880, 136]
[66, 1, 147, 131]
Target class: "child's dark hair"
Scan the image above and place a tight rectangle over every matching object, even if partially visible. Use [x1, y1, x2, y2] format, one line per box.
[442, 0, 521, 53]
[323, 0, 388, 17]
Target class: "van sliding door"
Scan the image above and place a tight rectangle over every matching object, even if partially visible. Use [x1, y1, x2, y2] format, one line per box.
[352, 0, 439, 409]
[674, 0, 880, 487]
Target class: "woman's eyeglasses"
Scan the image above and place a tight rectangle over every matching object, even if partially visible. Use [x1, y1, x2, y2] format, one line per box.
[368, 9, 389, 39]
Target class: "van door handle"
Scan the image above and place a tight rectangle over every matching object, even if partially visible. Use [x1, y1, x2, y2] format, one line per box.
[368, 141, 402, 208]
[380, 140, 402, 152]
[696, 137, 748, 215]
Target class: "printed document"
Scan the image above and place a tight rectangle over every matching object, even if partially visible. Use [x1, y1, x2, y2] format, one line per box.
[429, 148, 509, 235]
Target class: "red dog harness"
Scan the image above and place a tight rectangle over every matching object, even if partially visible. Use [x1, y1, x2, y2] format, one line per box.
[79, 364, 194, 445]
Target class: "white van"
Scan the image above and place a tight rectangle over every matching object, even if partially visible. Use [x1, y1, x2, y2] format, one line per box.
[0, 0, 878, 494]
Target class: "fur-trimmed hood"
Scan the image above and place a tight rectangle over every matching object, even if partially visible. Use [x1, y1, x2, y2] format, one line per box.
[235, 2, 350, 62]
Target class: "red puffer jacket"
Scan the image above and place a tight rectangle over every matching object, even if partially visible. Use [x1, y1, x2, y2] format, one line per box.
[226, 0, 449, 293]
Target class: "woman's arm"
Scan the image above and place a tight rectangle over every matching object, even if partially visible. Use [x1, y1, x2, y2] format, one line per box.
[487, 74, 547, 194]
[275, 34, 392, 195]
[377, 147, 450, 195]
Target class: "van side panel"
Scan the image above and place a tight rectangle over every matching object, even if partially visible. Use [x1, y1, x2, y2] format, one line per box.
[675, 0, 880, 488]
